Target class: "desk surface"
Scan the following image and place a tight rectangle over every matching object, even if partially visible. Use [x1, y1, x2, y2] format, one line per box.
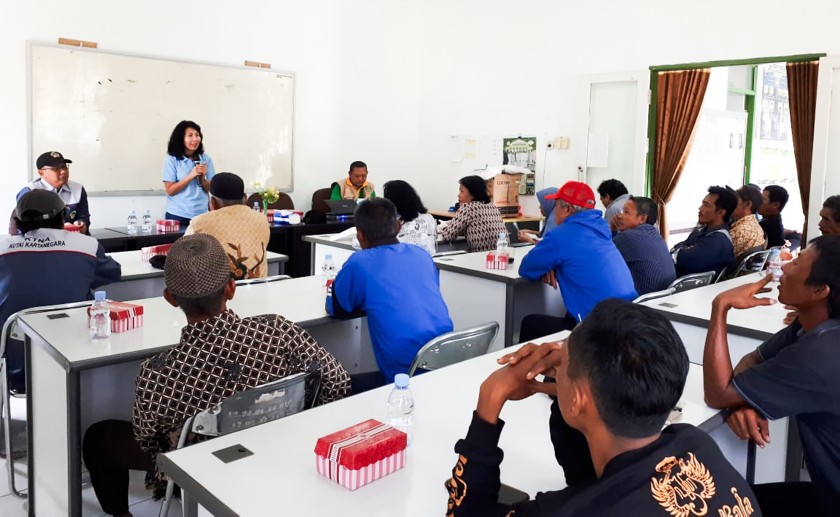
[107, 250, 288, 280]
[17, 275, 333, 372]
[433, 245, 535, 284]
[429, 209, 543, 223]
[159, 333, 722, 516]
[640, 274, 788, 340]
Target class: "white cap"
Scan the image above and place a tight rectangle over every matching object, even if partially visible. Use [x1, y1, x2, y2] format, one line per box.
[94, 291, 107, 301]
[394, 373, 410, 388]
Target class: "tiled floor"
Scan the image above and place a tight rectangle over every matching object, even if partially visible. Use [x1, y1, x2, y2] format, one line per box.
[0, 397, 182, 516]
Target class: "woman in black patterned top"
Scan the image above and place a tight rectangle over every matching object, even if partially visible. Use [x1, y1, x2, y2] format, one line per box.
[440, 175, 506, 252]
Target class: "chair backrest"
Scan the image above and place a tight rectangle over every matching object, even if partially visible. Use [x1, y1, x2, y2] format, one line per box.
[311, 187, 332, 213]
[632, 287, 675, 304]
[668, 271, 715, 293]
[235, 275, 291, 287]
[408, 322, 499, 376]
[245, 193, 294, 210]
[184, 373, 313, 441]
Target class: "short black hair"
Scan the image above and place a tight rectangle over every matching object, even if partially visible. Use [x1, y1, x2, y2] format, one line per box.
[459, 175, 490, 204]
[823, 195, 840, 222]
[806, 235, 840, 319]
[628, 196, 657, 226]
[354, 198, 399, 242]
[763, 185, 789, 211]
[349, 161, 367, 172]
[736, 185, 763, 215]
[597, 179, 628, 200]
[567, 299, 688, 438]
[170, 285, 228, 318]
[16, 212, 64, 235]
[383, 180, 427, 222]
[167, 120, 204, 159]
[707, 185, 737, 221]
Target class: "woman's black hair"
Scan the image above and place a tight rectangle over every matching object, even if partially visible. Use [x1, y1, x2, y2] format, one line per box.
[382, 180, 427, 222]
[459, 175, 490, 204]
[167, 120, 204, 159]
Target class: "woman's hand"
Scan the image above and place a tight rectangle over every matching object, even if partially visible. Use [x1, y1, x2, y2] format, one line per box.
[517, 230, 537, 244]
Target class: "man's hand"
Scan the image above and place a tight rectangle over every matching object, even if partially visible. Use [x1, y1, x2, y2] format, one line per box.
[608, 214, 620, 232]
[74, 220, 88, 234]
[541, 269, 558, 290]
[714, 275, 777, 311]
[476, 344, 563, 423]
[726, 407, 771, 447]
[783, 305, 798, 325]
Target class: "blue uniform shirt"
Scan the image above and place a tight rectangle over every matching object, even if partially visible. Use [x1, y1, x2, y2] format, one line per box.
[162, 153, 216, 219]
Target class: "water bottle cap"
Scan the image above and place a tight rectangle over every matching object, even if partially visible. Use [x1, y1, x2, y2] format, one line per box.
[394, 373, 410, 388]
[499, 231, 507, 238]
[129, 209, 136, 214]
[94, 291, 107, 301]
[325, 254, 333, 261]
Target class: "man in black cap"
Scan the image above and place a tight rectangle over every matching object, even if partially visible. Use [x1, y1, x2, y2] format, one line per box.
[0, 190, 120, 392]
[82, 234, 350, 516]
[14, 151, 91, 234]
[184, 172, 271, 279]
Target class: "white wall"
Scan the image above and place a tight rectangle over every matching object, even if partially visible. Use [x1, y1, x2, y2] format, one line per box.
[3, 0, 840, 228]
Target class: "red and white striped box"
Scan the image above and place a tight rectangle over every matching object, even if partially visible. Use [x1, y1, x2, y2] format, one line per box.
[314, 419, 407, 490]
[155, 220, 180, 233]
[485, 251, 509, 270]
[140, 243, 173, 262]
[87, 301, 144, 333]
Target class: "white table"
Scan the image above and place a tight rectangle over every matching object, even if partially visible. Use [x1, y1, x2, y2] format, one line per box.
[16, 275, 374, 517]
[640, 273, 793, 484]
[433, 246, 565, 350]
[158, 332, 733, 516]
[103, 250, 289, 300]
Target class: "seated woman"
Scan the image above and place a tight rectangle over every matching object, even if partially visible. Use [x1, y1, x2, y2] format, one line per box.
[613, 196, 676, 295]
[383, 180, 437, 255]
[517, 187, 559, 245]
[330, 160, 375, 200]
[439, 175, 506, 252]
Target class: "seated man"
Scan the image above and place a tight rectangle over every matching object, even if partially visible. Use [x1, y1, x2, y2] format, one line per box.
[818, 194, 840, 235]
[82, 234, 350, 515]
[327, 198, 452, 392]
[185, 172, 270, 279]
[518, 181, 636, 339]
[330, 160, 376, 200]
[0, 190, 120, 393]
[730, 185, 767, 257]
[670, 185, 737, 277]
[596, 178, 630, 232]
[758, 185, 789, 248]
[14, 151, 91, 234]
[446, 300, 759, 516]
[703, 235, 840, 515]
[613, 196, 676, 295]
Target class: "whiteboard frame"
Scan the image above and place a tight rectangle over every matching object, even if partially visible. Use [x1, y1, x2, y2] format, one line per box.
[26, 41, 296, 196]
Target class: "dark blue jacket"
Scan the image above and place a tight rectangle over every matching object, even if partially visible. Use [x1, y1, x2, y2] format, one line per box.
[518, 209, 637, 321]
[672, 224, 735, 277]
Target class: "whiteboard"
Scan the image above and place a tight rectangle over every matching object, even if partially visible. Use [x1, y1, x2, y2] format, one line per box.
[29, 43, 295, 194]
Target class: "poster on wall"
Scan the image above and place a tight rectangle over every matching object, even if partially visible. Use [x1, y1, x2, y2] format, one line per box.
[503, 137, 536, 195]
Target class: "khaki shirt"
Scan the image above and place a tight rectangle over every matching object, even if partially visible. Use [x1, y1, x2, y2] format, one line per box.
[185, 204, 271, 278]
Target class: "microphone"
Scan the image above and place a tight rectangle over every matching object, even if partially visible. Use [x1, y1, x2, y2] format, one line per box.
[193, 157, 202, 186]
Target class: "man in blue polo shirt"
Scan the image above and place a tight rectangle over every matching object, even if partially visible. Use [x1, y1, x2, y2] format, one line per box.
[703, 235, 840, 515]
[327, 198, 452, 392]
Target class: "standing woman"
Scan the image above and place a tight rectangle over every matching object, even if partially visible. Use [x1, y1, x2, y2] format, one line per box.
[383, 180, 437, 255]
[439, 175, 505, 252]
[162, 120, 216, 225]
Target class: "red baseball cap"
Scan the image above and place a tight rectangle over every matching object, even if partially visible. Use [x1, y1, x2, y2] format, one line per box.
[544, 181, 596, 209]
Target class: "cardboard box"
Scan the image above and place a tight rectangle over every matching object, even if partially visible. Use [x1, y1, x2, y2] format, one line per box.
[487, 172, 524, 217]
[314, 419, 407, 490]
[88, 301, 144, 333]
[155, 220, 180, 233]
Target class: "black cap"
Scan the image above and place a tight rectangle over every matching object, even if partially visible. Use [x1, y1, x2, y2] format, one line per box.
[209, 172, 245, 201]
[36, 151, 73, 169]
[15, 190, 66, 222]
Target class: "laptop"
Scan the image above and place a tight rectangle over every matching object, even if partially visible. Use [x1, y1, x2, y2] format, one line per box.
[505, 222, 532, 247]
[324, 199, 358, 215]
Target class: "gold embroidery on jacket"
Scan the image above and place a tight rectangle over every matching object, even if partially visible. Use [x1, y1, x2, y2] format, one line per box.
[446, 455, 468, 515]
[717, 487, 756, 516]
[651, 453, 716, 516]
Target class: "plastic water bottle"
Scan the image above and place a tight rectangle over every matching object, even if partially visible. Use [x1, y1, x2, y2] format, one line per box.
[387, 373, 415, 445]
[127, 209, 138, 235]
[767, 248, 783, 282]
[253, 202, 261, 212]
[141, 209, 152, 233]
[321, 254, 336, 291]
[89, 291, 111, 340]
[496, 231, 509, 254]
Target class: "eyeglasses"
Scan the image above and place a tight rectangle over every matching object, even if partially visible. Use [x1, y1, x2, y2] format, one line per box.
[40, 165, 70, 172]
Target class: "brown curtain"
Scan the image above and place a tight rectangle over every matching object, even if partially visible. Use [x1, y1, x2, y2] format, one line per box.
[652, 69, 711, 237]
[786, 61, 819, 242]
